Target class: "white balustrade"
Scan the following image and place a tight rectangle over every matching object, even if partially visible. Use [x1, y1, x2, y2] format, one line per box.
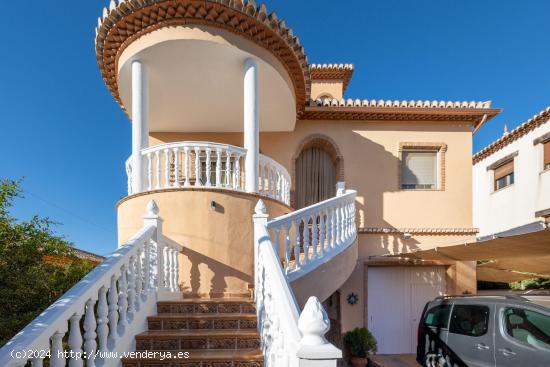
[0, 200, 182, 367]
[266, 189, 357, 281]
[254, 200, 342, 367]
[126, 141, 291, 205]
[258, 154, 291, 205]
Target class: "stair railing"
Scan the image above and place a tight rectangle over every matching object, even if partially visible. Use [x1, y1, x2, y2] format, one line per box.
[254, 201, 343, 367]
[266, 187, 357, 281]
[0, 200, 181, 367]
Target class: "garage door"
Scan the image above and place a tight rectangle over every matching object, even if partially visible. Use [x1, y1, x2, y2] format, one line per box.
[367, 266, 446, 354]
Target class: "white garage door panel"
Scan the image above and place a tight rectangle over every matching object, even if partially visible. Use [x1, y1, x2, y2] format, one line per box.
[367, 267, 445, 354]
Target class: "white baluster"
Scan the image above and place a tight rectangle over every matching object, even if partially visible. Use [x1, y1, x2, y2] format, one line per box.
[273, 226, 281, 259]
[267, 166, 272, 197]
[118, 266, 128, 330]
[50, 331, 65, 367]
[68, 313, 83, 367]
[311, 214, 318, 259]
[163, 149, 170, 188]
[127, 257, 136, 322]
[283, 224, 291, 274]
[96, 287, 108, 353]
[293, 219, 301, 270]
[173, 148, 180, 188]
[235, 154, 241, 190]
[135, 248, 143, 306]
[259, 162, 265, 193]
[184, 147, 190, 186]
[303, 217, 310, 264]
[319, 210, 326, 257]
[194, 147, 202, 187]
[163, 246, 170, 290]
[225, 152, 232, 188]
[84, 299, 97, 367]
[146, 152, 152, 191]
[171, 248, 178, 291]
[108, 275, 119, 345]
[126, 162, 132, 195]
[144, 240, 151, 292]
[270, 168, 276, 198]
[155, 150, 161, 189]
[83, 298, 97, 367]
[333, 205, 340, 247]
[205, 148, 212, 187]
[215, 149, 222, 187]
[173, 249, 180, 291]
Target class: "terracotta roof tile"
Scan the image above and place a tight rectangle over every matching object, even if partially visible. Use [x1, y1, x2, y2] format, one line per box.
[473, 106, 550, 164]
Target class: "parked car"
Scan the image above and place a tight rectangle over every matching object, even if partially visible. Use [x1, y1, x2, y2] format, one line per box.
[417, 295, 550, 367]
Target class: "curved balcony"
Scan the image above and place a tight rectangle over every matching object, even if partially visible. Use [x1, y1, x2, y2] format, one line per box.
[126, 141, 291, 206]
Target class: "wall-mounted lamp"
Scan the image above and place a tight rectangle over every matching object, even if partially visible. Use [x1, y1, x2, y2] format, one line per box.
[403, 232, 412, 240]
[210, 201, 217, 210]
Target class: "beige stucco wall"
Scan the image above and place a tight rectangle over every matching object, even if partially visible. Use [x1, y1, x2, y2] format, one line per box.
[117, 189, 290, 297]
[310, 81, 344, 100]
[148, 118, 476, 330]
[151, 119, 474, 232]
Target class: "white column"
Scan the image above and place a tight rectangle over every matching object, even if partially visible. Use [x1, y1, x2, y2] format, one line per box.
[244, 58, 259, 193]
[131, 60, 148, 194]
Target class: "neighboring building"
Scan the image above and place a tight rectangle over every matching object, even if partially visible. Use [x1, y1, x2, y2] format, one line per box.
[473, 107, 550, 238]
[1, 1, 509, 365]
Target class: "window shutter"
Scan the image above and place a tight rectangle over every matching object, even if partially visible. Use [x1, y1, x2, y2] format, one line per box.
[544, 141, 550, 166]
[402, 151, 437, 186]
[494, 160, 514, 181]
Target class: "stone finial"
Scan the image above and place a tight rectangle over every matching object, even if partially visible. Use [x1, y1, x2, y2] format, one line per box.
[146, 200, 159, 216]
[298, 296, 330, 346]
[254, 199, 267, 215]
[503, 123, 509, 136]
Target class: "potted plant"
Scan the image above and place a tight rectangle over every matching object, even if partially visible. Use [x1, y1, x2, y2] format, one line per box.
[343, 327, 377, 367]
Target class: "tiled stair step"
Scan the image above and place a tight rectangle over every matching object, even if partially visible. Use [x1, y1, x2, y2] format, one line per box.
[135, 330, 261, 351]
[157, 299, 256, 315]
[148, 313, 257, 331]
[121, 349, 263, 367]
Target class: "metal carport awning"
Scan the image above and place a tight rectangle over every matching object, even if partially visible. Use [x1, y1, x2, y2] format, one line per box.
[382, 225, 550, 282]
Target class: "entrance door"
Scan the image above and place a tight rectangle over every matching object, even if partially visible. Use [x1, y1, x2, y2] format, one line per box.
[367, 266, 446, 354]
[295, 146, 336, 208]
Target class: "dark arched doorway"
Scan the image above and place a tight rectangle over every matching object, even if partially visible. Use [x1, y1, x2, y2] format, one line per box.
[295, 144, 338, 209]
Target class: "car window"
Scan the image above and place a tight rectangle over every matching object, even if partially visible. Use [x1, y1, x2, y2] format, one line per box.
[504, 308, 550, 348]
[424, 304, 451, 329]
[449, 305, 489, 337]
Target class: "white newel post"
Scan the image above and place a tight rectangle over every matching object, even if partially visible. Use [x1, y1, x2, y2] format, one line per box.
[131, 60, 149, 194]
[244, 58, 259, 193]
[297, 297, 342, 367]
[143, 200, 166, 292]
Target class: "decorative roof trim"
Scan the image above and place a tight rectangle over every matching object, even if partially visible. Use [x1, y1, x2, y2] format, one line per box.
[95, 0, 311, 117]
[359, 227, 479, 236]
[310, 98, 492, 109]
[473, 106, 550, 164]
[310, 63, 354, 91]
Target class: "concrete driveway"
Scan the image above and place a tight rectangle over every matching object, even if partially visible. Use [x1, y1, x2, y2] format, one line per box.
[369, 354, 419, 367]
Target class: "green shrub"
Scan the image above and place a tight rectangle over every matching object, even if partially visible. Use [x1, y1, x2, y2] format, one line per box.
[343, 327, 377, 357]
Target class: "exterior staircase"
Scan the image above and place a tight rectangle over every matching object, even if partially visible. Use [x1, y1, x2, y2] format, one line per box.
[122, 297, 262, 367]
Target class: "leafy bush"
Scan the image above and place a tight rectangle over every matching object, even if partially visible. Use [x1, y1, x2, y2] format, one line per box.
[0, 179, 95, 346]
[510, 278, 550, 290]
[343, 327, 377, 357]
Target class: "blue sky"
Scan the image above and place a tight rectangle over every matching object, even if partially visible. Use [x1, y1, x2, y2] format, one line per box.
[1, 1, 549, 256]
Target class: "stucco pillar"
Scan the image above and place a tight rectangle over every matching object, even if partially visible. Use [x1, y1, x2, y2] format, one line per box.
[131, 60, 148, 194]
[244, 58, 259, 193]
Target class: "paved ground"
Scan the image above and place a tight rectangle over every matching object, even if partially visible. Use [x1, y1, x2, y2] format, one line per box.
[369, 354, 419, 367]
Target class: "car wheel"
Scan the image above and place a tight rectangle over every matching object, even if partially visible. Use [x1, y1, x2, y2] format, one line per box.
[424, 353, 448, 367]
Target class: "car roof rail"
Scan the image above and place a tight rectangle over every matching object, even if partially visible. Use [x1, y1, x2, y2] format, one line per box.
[504, 295, 529, 302]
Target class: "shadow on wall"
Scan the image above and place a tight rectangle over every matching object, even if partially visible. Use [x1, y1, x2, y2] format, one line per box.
[164, 237, 251, 296]
[349, 130, 422, 255]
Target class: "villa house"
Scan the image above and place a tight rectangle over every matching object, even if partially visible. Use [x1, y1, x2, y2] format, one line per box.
[0, 1, 507, 366]
[473, 107, 550, 282]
